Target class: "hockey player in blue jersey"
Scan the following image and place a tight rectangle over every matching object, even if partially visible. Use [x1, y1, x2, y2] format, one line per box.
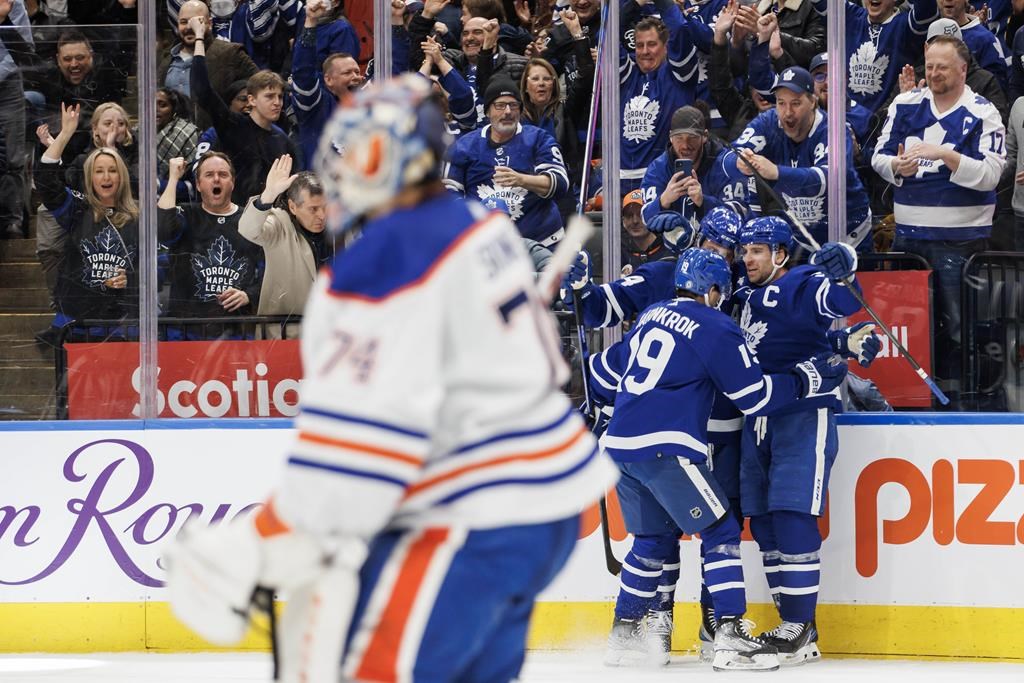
[812, 0, 938, 119]
[733, 66, 872, 252]
[165, 75, 618, 683]
[619, 0, 702, 191]
[640, 105, 754, 235]
[443, 78, 570, 245]
[590, 247, 849, 671]
[733, 216, 864, 666]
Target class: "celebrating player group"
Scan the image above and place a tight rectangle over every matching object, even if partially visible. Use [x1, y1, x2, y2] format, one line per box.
[566, 206, 881, 670]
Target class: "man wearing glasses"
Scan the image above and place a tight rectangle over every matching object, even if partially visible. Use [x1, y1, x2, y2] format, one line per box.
[443, 78, 570, 246]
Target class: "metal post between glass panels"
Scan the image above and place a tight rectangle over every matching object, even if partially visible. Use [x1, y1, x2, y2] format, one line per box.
[826, 0, 846, 244]
[375, 0, 393, 83]
[601, 0, 622, 349]
[138, 1, 159, 420]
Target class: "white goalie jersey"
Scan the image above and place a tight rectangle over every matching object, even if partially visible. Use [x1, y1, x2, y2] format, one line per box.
[274, 193, 618, 540]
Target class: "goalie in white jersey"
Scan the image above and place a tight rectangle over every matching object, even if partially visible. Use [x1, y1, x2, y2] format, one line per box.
[164, 74, 618, 683]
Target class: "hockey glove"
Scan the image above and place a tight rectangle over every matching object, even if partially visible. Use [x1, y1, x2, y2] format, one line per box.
[793, 353, 849, 398]
[810, 241, 858, 281]
[560, 250, 594, 307]
[646, 210, 685, 234]
[829, 322, 881, 367]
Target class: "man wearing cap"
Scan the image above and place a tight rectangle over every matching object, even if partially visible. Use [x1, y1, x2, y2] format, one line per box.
[640, 105, 752, 238]
[806, 52, 872, 145]
[618, 0, 702, 192]
[622, 189, 671, 274]
[872, 34, 1005, 404]
[811, 0, 938, 119]
[884, 18, 1007, 123]
[733, 66, 872, 252]
[443, 78, 570, 245]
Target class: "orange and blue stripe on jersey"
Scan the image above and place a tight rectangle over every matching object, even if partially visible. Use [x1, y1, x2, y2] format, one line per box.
[287, 406, 430, 489]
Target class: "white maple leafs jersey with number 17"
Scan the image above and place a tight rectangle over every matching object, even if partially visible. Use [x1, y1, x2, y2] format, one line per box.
[274, 193, 618, 541]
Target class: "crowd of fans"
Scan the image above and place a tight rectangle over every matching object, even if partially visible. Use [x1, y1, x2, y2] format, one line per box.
[1, 0, 1023, 400]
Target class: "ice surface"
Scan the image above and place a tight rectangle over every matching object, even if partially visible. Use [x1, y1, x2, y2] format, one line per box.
[0, 652, 1021, 682]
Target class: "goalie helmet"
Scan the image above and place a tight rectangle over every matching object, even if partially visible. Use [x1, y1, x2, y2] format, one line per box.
[698, 206, 742, 251]
[316, 74, 450, 233]
[739, 215, 794, 252]
[674, 247, 732, 305]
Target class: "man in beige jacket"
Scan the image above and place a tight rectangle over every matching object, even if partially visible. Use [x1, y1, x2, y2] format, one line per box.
[240, 155, 333, 336]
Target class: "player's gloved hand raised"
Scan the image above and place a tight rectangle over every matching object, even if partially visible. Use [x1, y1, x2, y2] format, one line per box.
[829, 322, 881, 367]
[792, 353, 849, 398]
[646, 210, 684, 234]
[810, 241, 858, 281]
[560, 250, 593, 308]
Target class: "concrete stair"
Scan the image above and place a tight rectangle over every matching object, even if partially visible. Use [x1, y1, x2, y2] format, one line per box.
[0, 231, 59, 421]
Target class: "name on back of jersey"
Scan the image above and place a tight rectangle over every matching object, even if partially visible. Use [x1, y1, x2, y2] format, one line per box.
[637, 304, 700, 339]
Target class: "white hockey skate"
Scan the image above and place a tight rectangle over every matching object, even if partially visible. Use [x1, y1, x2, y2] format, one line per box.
[604, 617, 648, 667]
[644, 610, 673, 666]
[698, 604, 717, 663]
[763, 620, 821, 666]
[711, 617, 780, 672]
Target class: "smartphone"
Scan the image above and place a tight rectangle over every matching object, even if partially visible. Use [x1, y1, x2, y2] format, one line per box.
[674, 158, 693, 177]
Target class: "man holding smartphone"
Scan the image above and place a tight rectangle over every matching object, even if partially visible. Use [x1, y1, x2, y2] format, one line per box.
[640, 106, 753, 241]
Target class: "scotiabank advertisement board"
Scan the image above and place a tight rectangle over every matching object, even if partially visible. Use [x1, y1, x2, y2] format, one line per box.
[65, 341, 303, 419]
[847, 270, 933, 408]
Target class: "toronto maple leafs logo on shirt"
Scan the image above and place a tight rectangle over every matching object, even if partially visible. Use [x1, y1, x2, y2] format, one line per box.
[191, 235, 249, 301]
[80, 224, 133, 288]
[623, 94, 660, 143]
[477, 184, 529, 221]
[740, 302, 768, 352]
[781, 192, 826, 224]
[848, 41, 889, 96]
[904, 122, 953, 177]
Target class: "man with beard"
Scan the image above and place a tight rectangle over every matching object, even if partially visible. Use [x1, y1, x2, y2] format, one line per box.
[871, 34, 1005, 405]
[292, 0, 362, 168]
[158, 0, 257, 128]
[191, 13, 299, 205]
[443, 79, 569, 245]
[159, 152, 264, 338]
[732, 67, 872, 253]
[640, 105, 752, 237]
[811, 0, 938, 120]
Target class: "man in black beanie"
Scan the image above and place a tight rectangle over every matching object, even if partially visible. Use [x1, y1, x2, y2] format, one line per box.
[443, 78, 570, 245]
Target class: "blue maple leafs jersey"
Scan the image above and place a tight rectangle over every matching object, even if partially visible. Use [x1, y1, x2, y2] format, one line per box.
[733, 107, 871, 249]
[960, 18, 1010, 91]
[813, 0, 937, 116]
[641, 148, 756, 228]
[588, 297, 806, 464]
[733, 265, 861, 413]
[619, 0, 701, 188]
[871, 86, 1005, 241]
[443, 123, 569, 243]
[679, 0, 729, 130]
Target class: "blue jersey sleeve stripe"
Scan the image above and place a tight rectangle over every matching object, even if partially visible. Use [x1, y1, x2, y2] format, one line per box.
[449, 405, 576, 456]
[740, 375, 774, 414]
[301, 406, 428, 439]
[435, 443, 599, 504]
[286, 456, 409, 488]
[589, 355, 618, 391]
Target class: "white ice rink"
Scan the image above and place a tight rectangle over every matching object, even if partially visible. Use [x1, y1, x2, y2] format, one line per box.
[1, 652, 1021, 682]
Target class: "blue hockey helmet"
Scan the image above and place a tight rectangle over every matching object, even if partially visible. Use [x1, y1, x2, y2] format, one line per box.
[698, 206, 742, 251]
[739, 215, 794, 252]
[674, 247, 732, 305]
[316, 74, 450, 234]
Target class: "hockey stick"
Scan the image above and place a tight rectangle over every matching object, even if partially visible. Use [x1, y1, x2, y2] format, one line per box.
[730, 144, 950, 405]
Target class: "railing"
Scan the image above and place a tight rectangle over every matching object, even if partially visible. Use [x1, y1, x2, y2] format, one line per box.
[961, 252, 1024, 412]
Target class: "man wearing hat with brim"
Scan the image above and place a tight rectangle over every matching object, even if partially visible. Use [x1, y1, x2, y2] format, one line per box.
[443, 78, 570, 245]
[639, 105, 751, 245]
[733, 66, 872, 253]
[621, 189, 672, 274]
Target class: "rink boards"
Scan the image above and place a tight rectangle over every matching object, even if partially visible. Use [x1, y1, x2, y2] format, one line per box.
[1, 416, 1023, 659]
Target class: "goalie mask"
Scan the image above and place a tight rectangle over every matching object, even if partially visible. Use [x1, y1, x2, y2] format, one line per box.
[316, 74, 450, 234]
